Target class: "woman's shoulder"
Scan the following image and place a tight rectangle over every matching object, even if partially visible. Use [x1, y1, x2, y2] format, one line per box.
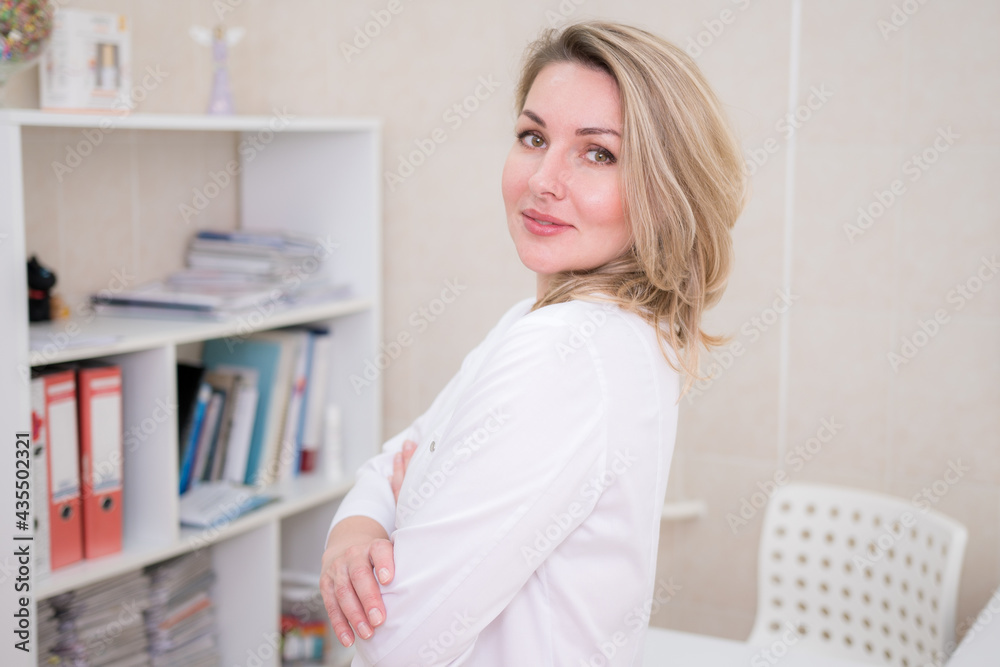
[505, 297, 660, 360]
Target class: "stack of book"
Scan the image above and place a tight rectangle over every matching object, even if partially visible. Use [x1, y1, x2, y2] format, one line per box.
[178, 327, 335, 493]
[42, 571, 152, 667]
[37, 598, 62, 666]
[90, 230, 350, 320]
[144, 552, 219, 667]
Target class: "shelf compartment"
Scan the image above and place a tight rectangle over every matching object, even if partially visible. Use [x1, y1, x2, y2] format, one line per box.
[29, 298, 373, 367]
[35, 473, 354, 600]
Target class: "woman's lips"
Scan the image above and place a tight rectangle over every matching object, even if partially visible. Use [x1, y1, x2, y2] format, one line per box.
[522, 209, 572, 237]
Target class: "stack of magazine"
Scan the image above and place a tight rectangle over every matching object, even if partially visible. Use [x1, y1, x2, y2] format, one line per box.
[90, 230, 350, 320]
[144, 552, 219, 666]
[40, 571, 152, 667]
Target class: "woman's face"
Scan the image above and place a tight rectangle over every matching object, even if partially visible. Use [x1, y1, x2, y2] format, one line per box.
[502, 61, 631, 292]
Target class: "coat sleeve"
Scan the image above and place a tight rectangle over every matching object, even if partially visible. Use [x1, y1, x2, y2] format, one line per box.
[351, 313, 610, 666]
[329, 352, 479, 537]
[329, 300, 533, 538]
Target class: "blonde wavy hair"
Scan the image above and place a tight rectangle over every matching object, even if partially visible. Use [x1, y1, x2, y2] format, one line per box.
[517, 21, 749, 400]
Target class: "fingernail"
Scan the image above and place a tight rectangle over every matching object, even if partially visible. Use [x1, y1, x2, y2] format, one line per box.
[340, 632, 353, 647]
[394, 452, 402, 463]
[378, 568, 391, 584]
[405, 441, 416, 451]
[369, 608, 383, 626]
[358, 622, 373, 639]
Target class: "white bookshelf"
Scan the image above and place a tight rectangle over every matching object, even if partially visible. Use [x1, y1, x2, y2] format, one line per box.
[0, 110, 381, 667]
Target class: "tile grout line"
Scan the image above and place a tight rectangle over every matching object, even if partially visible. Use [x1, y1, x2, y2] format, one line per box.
[777, 0, 802, 466]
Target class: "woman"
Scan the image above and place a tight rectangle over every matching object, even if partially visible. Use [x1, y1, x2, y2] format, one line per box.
[321, 20, 747, 666]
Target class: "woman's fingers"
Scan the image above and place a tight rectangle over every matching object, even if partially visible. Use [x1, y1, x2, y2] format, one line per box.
[391, 451, 404, 503]
[369, 537, 395, 585]
[320, 542, 387, 646]
[320, 570, 357, 648]
[402, 439, 417, 467]
[347, 545, 388, 633]
[391, 440, 419, 503]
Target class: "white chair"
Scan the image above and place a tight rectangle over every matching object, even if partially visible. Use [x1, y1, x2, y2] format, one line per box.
[748, 483, 968, 667]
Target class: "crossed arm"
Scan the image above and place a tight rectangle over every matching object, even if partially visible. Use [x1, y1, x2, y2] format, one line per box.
[318, 315, 610, 665]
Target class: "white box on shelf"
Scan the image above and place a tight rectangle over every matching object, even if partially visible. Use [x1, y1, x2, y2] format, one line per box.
[39, 9, 132, 113]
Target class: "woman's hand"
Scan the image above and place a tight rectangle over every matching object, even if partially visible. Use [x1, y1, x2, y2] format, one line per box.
[390, 439, 418, 502]
[320, 441, 418, 648]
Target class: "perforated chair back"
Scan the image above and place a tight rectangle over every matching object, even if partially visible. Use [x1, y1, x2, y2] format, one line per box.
[748, 483, 967, 667]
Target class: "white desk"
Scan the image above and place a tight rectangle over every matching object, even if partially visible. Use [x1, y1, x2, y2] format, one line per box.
[642, 628, 874, 667]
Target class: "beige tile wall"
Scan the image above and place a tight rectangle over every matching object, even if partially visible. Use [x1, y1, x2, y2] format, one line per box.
[11, 0, 997, 644]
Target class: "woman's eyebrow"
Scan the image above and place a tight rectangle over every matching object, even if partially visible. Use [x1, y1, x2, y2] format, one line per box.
[519, 109, 621, 138]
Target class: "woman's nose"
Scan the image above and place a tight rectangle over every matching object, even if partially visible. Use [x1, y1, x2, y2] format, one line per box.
[527, 152, 567, 199]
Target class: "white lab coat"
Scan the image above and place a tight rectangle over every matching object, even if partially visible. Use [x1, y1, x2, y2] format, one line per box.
[330, 296, 680, 666]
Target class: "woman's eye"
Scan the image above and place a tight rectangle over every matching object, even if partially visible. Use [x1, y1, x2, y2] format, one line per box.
[517, 131, 545, 148]
[587, 148, 616, 164]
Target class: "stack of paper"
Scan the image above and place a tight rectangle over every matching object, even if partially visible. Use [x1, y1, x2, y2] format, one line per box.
[90, 229, 351, 320]
[43, 570, 152, 667]
[144, 552, 219, 667]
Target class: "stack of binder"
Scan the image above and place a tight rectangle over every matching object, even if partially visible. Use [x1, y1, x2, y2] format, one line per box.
[31, 362, 125, 572]
[144, 552, 219, 666]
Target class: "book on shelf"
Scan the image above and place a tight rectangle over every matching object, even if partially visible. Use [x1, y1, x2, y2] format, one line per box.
[178, 480, 278, 529]
[200, 327, 335, 487]
[178, 381, 212, 495]
[190, 390, 224, 486]
[277, 330, 314, 483]
[300, 329, 332, 473]
[201, 370, 239, 482]
[217, 368, 259, 485]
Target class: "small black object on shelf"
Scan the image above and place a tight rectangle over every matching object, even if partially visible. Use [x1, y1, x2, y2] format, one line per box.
[27, 255, 57, 322]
